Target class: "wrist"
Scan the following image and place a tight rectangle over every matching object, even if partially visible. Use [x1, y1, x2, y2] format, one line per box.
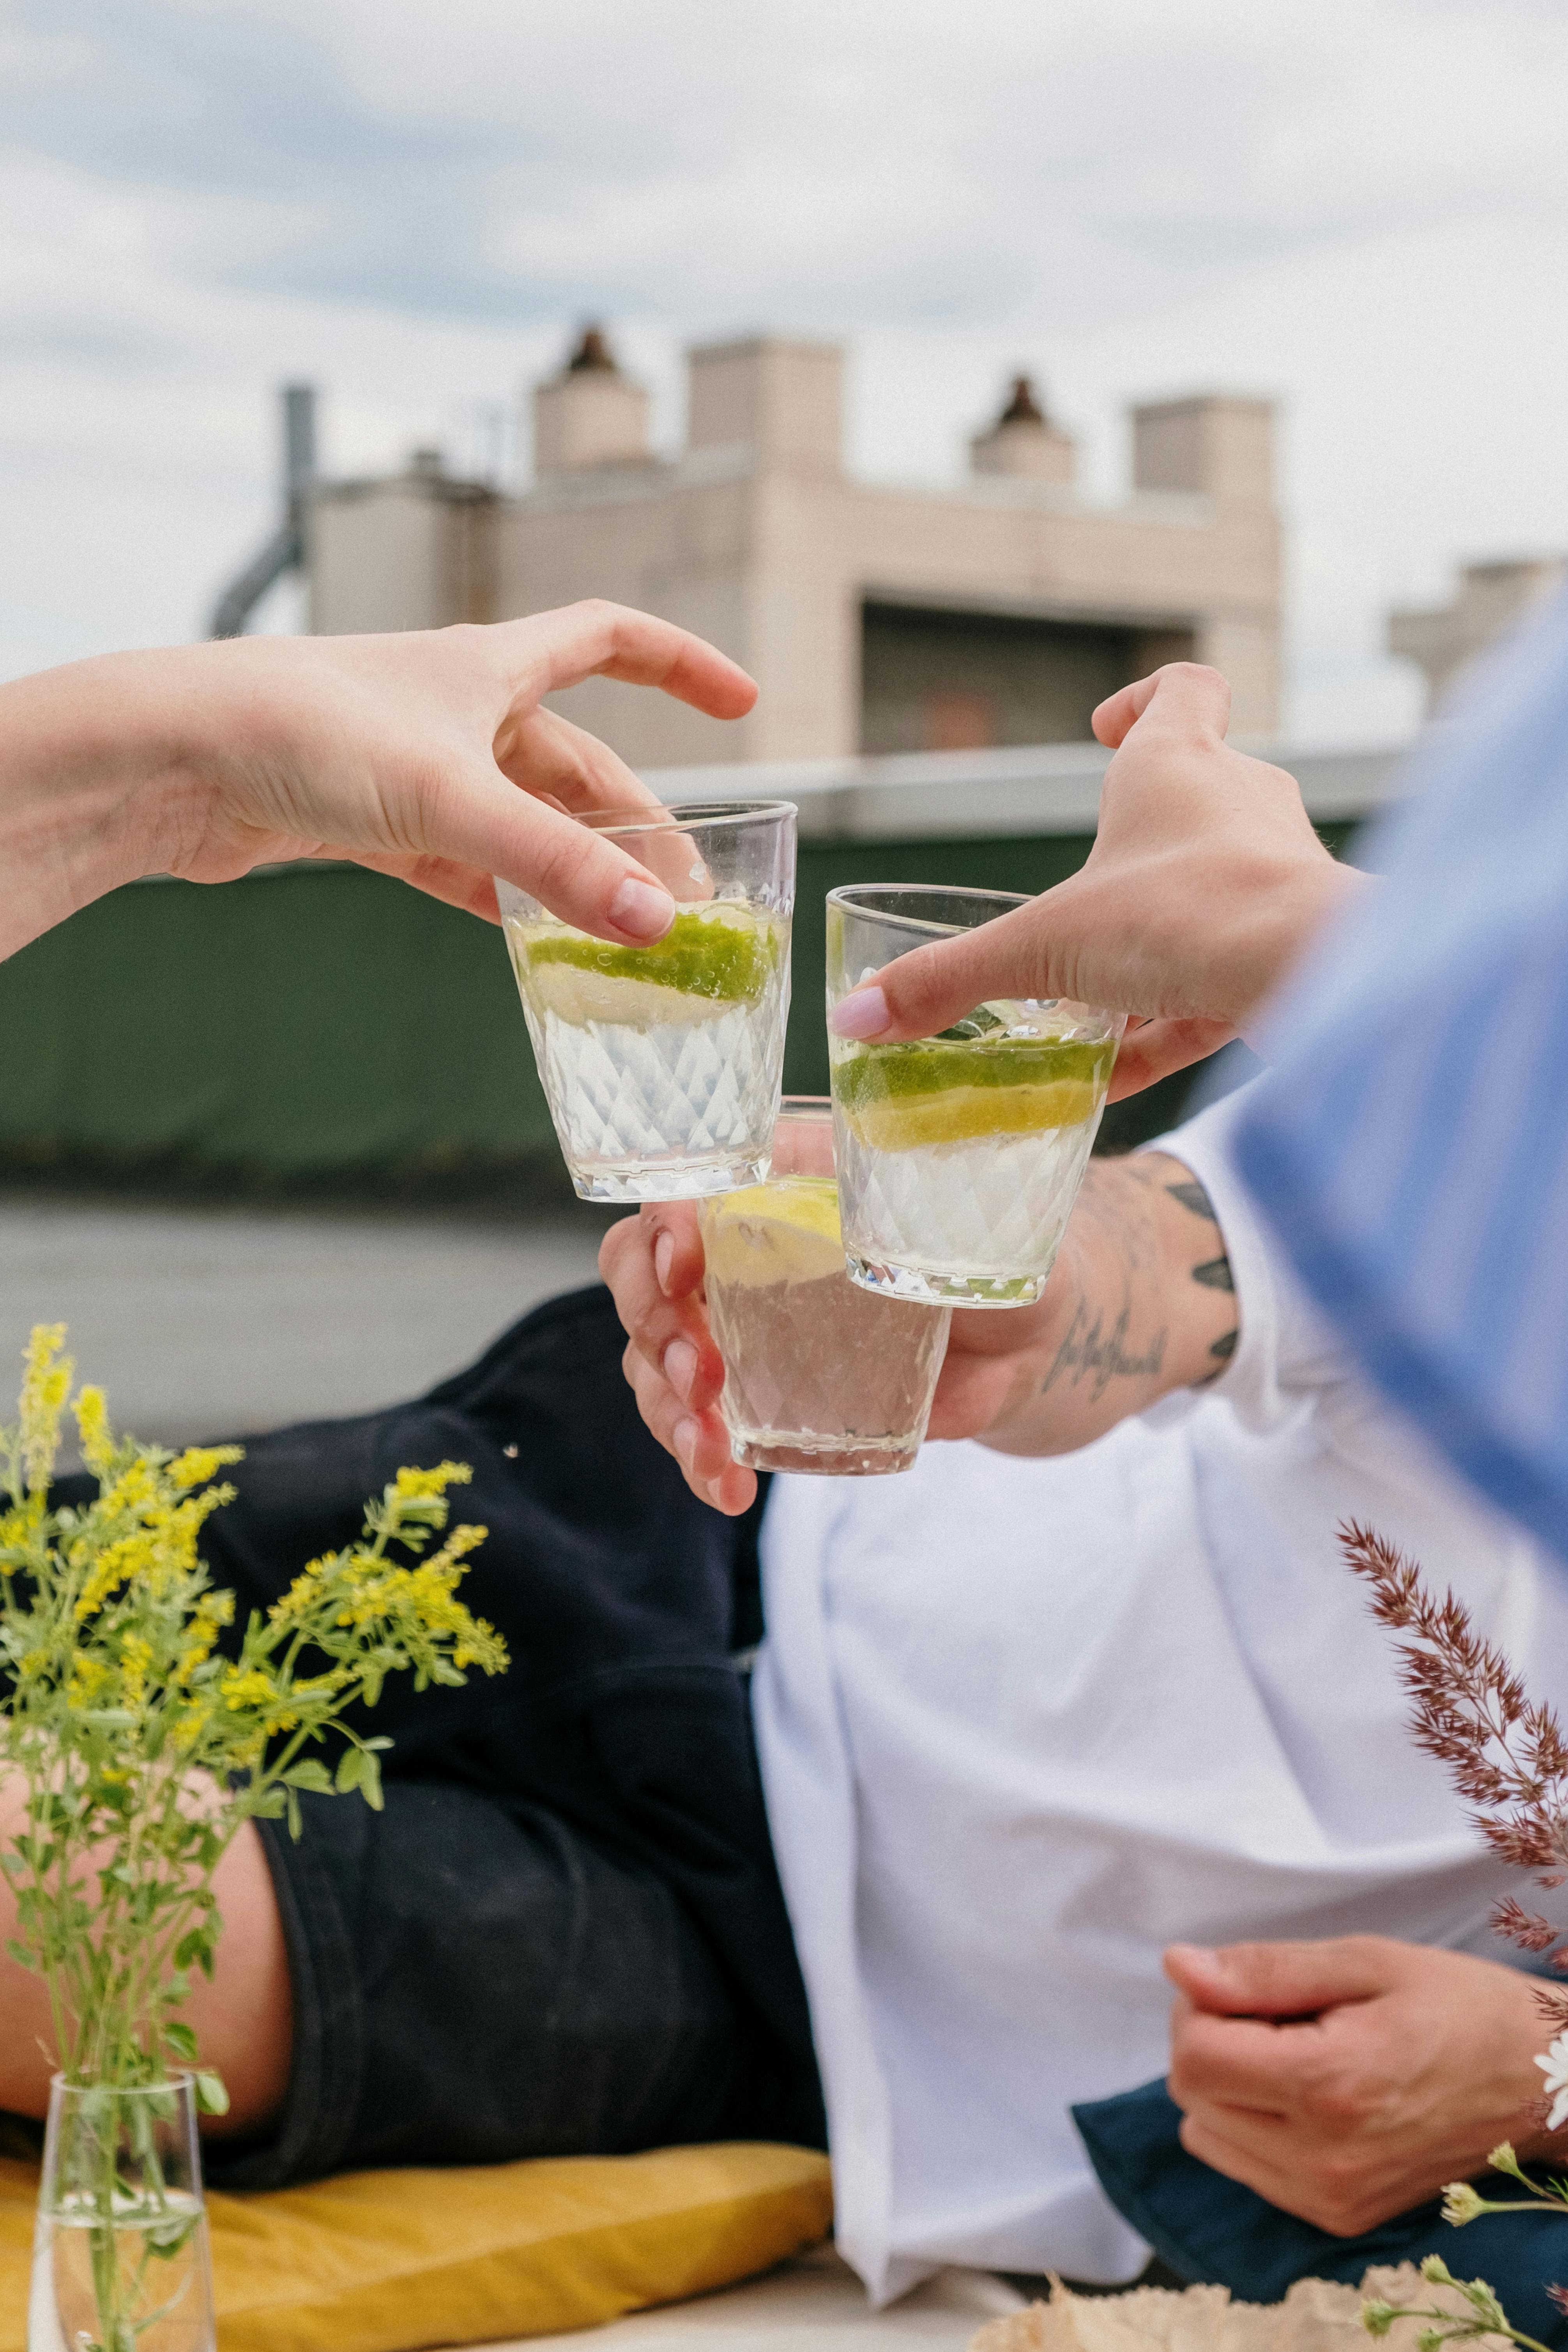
[1234, 860, 1374, 1034]
[0, 649, 229, 959]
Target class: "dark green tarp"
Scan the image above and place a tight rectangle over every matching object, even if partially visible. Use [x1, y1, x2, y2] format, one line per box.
[0, 827, 1351, 1196]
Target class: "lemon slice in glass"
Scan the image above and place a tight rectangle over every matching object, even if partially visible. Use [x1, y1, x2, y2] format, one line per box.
[702, 1177, 845, 1287]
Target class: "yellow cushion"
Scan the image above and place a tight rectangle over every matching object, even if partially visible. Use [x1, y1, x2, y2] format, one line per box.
[0, 2141, 833, 2351]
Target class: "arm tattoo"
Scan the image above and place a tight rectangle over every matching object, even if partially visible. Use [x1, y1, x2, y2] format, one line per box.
[1040, 1297, 1168, 1402]
[1165, 1172, 1239, 1377]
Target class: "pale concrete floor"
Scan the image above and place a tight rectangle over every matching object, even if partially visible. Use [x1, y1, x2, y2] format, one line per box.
[511, 2244, 1025, 2347]
[0, 1197, 612, 1457]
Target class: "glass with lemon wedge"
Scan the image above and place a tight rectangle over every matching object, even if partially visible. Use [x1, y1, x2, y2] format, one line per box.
[827, 885, 1125, 1307]
[497, 801, 795, 1200]
[700, 1100, 951, 1474]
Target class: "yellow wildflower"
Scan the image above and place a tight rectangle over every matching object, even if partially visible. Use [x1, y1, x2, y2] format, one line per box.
[21, 1325, 72, 1491]
[269, 1560, 331, 1623]
[219, 1668, 276, 1712]
[118, 1634, 154, 1711]
[168, 1443, 244, 1492]
[173, 1702, 214, 1753]
[173, 1593, 233, 1685]
[66, 1652, 112, 1708]
[393, 1462, 472, 1500]
[74, 1533, 153, 1620]
[73, 1385, 116, 1479]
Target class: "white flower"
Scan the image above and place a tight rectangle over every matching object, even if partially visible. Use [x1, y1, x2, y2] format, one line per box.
[1534, 2030, 1568, 2130]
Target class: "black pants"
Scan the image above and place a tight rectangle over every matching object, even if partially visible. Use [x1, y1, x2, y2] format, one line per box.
[55, 1286, 824, 2188]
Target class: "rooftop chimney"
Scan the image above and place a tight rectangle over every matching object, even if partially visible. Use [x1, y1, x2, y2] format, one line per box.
[969, 372, 1075, 486]
[532, 323, 652, 478]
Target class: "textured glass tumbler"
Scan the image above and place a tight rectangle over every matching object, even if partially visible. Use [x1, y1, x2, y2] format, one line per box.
[827, 884, 1124, 1307]
[498, 800, 796, 1201]
[700, 1097, 951, 1475]
[30, 2075, 215, 2352]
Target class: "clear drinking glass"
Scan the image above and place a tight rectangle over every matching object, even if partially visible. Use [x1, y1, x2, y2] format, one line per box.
[497, 800, 796, 1201]
[700, 1097, 952, 1474]
[30, 2075, 215, 2352]
[826, 885, 1125, 1308]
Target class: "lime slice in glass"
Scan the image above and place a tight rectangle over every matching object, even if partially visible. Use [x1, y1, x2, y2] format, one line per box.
[833, 1035, 1115, 1151]
[513, 904, 783, 1029]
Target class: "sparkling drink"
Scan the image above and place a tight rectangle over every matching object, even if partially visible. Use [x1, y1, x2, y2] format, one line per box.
[827, 887, 1124, 1307]
[700, 1102, 951, 1475]
[497, 801, 795, 1201]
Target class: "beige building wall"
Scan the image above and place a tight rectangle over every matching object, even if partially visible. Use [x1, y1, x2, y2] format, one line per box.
[308, 333, 1282, 762]
[1389, 556, 1567, 711]
[309, 460, 495, 636]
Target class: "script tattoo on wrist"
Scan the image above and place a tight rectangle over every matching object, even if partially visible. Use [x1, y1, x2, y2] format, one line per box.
[1166, 1173, 1239, 1385]
[1040, 1299, 1168, 1401]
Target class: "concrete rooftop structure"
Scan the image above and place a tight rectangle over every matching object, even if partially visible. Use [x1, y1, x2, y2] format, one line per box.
[306, 328, 1282, 764]
[1388, 553, 1567, 712]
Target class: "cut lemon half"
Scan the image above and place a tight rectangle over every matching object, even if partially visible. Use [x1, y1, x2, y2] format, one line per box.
[846, 1079, 1104, 1151]
[702, 1177, 844, 1287]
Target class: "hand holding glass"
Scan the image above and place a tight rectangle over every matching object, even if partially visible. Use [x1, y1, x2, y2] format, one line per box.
[700, 1098, 951, 1475]
[827, 886, 1124, 1307]
[499, 800, 795, 1201]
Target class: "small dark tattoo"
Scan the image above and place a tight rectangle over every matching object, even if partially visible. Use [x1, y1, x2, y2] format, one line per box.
[1191, 1254, 1235, 1293]
[1041, 1299, 1168, 1402]
[1194, 1328, 1239, 1385]
[1165, 1180, 1218, 1221]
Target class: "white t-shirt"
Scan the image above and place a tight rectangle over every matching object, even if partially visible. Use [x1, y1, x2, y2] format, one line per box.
[751, 1088, 1568, 2305]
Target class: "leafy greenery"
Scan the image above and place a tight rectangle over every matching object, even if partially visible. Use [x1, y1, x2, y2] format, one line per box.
[0, 1324, 507, 2101]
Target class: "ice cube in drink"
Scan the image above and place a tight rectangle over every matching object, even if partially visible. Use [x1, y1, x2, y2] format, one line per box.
[504, 900, 792, 1201]
[830, 1011, 1117, 1307]
[701, 1174, 950, 1474]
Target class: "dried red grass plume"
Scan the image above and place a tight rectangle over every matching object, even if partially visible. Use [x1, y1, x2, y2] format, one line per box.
[1340, 1520, 1568, 1958]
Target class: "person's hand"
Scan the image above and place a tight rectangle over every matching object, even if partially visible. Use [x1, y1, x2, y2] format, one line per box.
[599, 1149, 1228, 1511]
[599, 1203, 756, 1516]
[827, 663, 1369, 1098]
[1165, 1936, 1560, 2235]
[599, 1198, 1087, 1515]
[1, 602, 757, 961]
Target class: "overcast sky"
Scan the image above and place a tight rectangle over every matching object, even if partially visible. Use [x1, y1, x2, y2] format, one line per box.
[4, 0, 1565, 741]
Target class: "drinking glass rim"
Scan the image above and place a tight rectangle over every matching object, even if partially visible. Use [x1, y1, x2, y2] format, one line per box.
[567, 798, 797, 838]
[827, 884, 1034, 917]
[827, 881, 1031, 938]
[46, 2070, 197, 2097]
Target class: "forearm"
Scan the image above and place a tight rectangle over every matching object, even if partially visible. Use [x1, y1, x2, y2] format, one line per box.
[975, 1149, 1240, 1457]
[0, 649, 221, 960]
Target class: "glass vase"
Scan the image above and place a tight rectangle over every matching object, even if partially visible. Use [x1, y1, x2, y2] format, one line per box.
[29, 2076, 215, 2352]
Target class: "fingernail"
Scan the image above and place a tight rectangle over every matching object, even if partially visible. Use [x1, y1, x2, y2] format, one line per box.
[674, 1416, 698, 1473]
[829, 985, 889, 1040]
[663, 1338, 698, 1402]
[654, 1232, 675, 1293]
[609, 877, 675, 941]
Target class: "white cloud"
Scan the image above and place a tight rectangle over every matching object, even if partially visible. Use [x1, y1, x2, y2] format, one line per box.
[3, 0, 1566, 739]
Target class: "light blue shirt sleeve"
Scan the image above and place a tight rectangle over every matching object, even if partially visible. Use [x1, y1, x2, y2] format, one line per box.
[1232, 587, 1568, 1559]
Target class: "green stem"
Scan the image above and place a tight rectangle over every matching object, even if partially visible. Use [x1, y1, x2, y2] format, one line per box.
[1387, 2308, 1557, 2352]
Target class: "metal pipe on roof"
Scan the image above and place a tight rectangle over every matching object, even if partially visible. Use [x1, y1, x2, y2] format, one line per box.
[210, 384, 316, 639]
